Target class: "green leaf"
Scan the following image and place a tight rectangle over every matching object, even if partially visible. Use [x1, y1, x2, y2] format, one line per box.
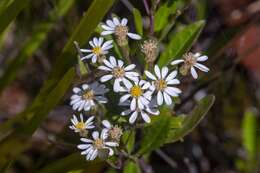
[123, 161, 141, 173]
[158, 20, 205, 67]
[138, 115, 172, 155]
[154, 0, 184, 32]
[0, 0, 75, 92]
[166, 95, 215, 143]
[77, 56, 88, 76]
[0, 0, 31, 35]
[36, 153, 103, 173]
[132, 8, 143, 36]
[242, 109, 257, 160]
[122, 130, 136, 153]
[0, 0, 115, 136]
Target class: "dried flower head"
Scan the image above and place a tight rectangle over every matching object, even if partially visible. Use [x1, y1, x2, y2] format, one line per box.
[141, 39, 158, 63]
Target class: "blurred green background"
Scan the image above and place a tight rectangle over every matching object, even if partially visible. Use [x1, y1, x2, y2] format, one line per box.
[0, 0, 259, 172]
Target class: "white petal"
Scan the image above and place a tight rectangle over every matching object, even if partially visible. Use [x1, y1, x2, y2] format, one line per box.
[73, 87, 81, 93]
[165, 70, 178, 81]
[166, 79, 180, 85]
[194, 52, 201, 57]
[122, 78, 132, 89]
[157, 91, 163, 105]
[140, 96, 150, 105]
[171, 59, 184, 65]
[102, 120, 111, 128]
[165, 87, 181, 97]
[113, 17, 120, 25]
[130, 98, 137, 111]
[78, 144, 91, 150]
[86, 116, 95, 124]
[82, 84, 89, 90]
[98, 65, 112, 71]
[142, 82, 151, 90]
[113, 79, 121, 92]
[80, 138, 93, 143]
[124, 64, 136, 71]
[137, 98, 144, 109]
[101, 129, 108, 140]
[127, 33, 141, 40]
[92, 131, 99, 140]
[197, 55, 208, 62]
[109, 56, 117, 66]
[121, 18, 128, 26]
[121, 109, 132, 116]
[89, 41, 95, 47]
[101, 24, 114, 31]
[80, 49, 92, 53]
[108, 148, 114, 156]
[120, 94, 131, 103]
[102, 40, 113, 49]
[103, 59, 114, 68]
[161, 66, 169, 79]
[98, 37, 104, 46]
[101, 30, 114, 35]
[118, 60, 124, 67]
[190, 67, 198, 79]
[194, 63, 209, 72]
[93, 37, 99, 46]
[129, 111, 138, 123]
[81, 53, 94, 60]
[91, 55, 97, 63]
[141, 111, 151, 123]
[106, 19, 115, 28]
[145, 70, 157, 80]
[154, 65, 161, 79]
[163, 92, 172, 105]
[125, 71, 139, 77]
[105, 142, 119, 147]
[90, 149, 98, 160]
[100, 74, 113, 82]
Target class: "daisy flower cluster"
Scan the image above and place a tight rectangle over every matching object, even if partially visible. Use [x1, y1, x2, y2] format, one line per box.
[69, 16, 210, 161]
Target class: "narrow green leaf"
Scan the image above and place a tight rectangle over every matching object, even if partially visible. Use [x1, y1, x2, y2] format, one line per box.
[138, 115, 172, 155]
[242, 109, 257, 159]
[0, 0, 115, 135]
[132, 8, 143, 36]
[122, 130, 135, 153]
[154, 0, 184, 32]
[0, 0, 75, 92]
[123, 161, 141, 173]
[158, 20, 205, 67]
[166, 95, 215, 143]
[77, 56, 88, 75]
[36, 152, 103, 173]
[0, 0, 31, 35]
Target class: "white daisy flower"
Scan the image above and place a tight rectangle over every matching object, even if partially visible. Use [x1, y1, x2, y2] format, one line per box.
[145, 65, 182, 106]
[102, 120, 123, 141]
[70, 82, 109, 112]
[80, 37, 113, 63]
[69, 114, 95, 133]
[101, 17, 141, 45]
[171, 52, 209, 79]
[121, 99, 159, 123]
[119, 79, 153, 111]
[98, 56, 139, 92]
[77, 129, 119, 161]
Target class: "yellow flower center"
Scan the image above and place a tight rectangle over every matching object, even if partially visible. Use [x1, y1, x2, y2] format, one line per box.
[94, 138, 104, 149]
[82, 90, 94, 100]
[92, 46, 102, 56]
[154, 79, 167, 91]
[130, 85, 142, 97]
[112, 67, 125, 78]
[75, 122, 85, 130]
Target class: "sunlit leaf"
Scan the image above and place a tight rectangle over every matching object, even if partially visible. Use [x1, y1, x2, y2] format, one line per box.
[158, 20, 205, 67]
[122, 130, 135, 153]
[165, 95, 215, 143]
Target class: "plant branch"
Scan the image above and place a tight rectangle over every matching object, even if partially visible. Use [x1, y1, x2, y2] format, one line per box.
[155, 149, 177, 168]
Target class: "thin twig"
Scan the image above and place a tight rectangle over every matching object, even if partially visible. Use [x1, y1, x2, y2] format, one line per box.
[143, 0, 150, 15]
[155, 149, 178, 168]
[120, 0, 134, 12]
[138, 157, 154, 173]
[73, 41, 90, 72]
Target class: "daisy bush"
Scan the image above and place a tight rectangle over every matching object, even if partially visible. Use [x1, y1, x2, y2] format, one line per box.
[67, 1, 214, 170]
